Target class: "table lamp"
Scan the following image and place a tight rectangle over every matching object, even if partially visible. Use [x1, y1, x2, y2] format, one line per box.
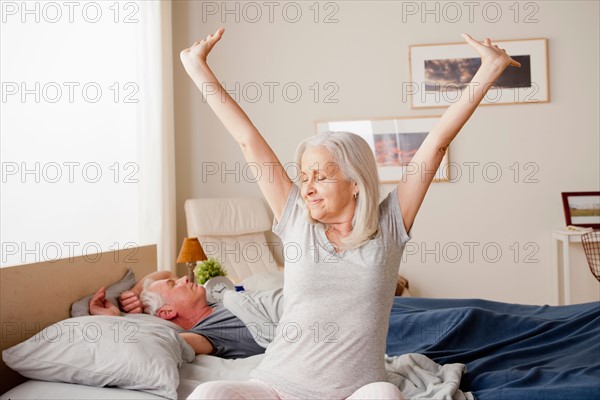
[176, 237, 207, 282]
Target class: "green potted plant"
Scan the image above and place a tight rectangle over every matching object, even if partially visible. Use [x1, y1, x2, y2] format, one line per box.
[194, 257, 227, 285]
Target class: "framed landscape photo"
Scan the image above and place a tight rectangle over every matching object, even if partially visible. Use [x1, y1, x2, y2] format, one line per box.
[561, 192, 600, 229]
[315, 116, 448, 183]
[409, 38, 549, 108]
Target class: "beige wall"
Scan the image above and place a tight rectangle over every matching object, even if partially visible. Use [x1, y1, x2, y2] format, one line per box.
[172, 1, 600, 304]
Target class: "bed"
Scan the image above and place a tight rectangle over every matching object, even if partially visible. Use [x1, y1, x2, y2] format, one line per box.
[2, 245, 599, 399]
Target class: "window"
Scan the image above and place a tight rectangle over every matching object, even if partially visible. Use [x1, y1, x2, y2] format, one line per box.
[1, 1, 146, 267]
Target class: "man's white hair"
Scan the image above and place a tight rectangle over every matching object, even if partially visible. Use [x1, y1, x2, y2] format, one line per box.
[139, 278, 166, 316]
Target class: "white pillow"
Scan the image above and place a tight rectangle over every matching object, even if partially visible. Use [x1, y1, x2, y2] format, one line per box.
[240, 271, 284, 291]
[2, 315, 195, 399]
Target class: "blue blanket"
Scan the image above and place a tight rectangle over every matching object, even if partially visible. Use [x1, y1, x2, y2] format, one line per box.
[386, 298, 600, 400]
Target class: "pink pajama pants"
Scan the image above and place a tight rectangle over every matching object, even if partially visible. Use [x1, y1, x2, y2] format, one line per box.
[187, 378, 403, 400]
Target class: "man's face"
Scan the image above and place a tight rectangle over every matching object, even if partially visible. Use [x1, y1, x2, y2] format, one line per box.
[148, 276, 206, 311]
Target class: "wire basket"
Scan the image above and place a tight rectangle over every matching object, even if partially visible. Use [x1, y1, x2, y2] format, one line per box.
[581, 230, 600, 282]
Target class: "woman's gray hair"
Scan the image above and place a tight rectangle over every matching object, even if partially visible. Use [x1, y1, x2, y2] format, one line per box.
[139, 279, 166, 316]
[295, 131, 381, 249]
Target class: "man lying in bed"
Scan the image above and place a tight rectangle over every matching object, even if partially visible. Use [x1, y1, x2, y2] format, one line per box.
[89, 271, 265, 359]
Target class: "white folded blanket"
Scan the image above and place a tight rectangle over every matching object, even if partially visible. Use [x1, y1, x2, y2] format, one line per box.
[385, 353, 474, 400]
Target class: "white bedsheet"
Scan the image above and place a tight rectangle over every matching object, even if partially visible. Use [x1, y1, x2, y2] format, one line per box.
[177, 354, 264, 398]
[3, 352, 472, 400]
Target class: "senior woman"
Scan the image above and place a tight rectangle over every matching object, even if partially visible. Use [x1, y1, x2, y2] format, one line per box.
[180, 28, 520, 400]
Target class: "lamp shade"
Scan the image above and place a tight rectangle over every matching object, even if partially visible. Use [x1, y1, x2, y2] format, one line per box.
[176, 237, 207, 264]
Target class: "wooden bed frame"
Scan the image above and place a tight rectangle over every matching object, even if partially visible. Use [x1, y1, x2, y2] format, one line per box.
[0, 245, 158, 395]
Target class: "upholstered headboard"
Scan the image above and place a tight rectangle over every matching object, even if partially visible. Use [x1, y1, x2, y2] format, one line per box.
[184, 196, 284, 283]
[0, 245, 158, 395]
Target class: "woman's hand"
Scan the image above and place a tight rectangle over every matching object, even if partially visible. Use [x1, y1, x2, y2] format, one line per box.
[118, 290, 143, 314]
[462, 33, 521, 69]
[89, 288, 120, 316]
[180, 27, 225, 73]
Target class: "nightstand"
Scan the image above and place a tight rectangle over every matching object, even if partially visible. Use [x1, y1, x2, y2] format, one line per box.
[552, 229, 586, 305]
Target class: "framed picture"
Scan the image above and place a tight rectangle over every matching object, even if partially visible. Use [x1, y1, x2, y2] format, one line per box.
[561, 192, 600, 229]
[315, 116, 448, 183]
[409, 38, 549, 108]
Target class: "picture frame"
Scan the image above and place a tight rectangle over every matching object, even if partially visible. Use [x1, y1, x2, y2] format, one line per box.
[409, 38, 549, 108]
[561, 192, 600, 229]
[315, 116, 448, 183]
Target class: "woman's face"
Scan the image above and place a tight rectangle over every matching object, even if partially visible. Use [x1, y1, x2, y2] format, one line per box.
[300, 146, 356, 224]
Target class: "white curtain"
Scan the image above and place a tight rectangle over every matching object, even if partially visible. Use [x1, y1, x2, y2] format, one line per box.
[0, 1, 176, 269]
[137, 1, 177, 271]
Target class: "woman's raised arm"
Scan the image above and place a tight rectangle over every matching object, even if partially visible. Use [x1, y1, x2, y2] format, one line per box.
[396, 34, 521, 233]
[180, 28, 293, 220]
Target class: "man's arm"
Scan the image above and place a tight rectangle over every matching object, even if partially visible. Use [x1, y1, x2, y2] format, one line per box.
[89, 287, 120, 316]
[119, 271, 178, 313]
[91, 288, 213, 355]
[179, 332, 215, 355]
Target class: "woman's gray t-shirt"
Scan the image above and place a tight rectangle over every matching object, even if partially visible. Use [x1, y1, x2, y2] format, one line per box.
[251, 184, 411, 399]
